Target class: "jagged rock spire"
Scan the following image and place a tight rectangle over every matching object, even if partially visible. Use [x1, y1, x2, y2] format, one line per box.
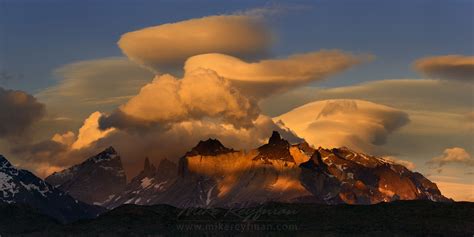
[254, 131, 294, 163]
[143, 157, 156, 174]
[299, 150, 326, 170]
[144, 157, 151, 171]
[268, 131, 282, 144]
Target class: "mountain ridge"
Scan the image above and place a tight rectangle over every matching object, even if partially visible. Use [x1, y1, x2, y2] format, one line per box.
[45, 146, 127, 205]
[99, 131, 450, 209]
[0, 155, 104, 223]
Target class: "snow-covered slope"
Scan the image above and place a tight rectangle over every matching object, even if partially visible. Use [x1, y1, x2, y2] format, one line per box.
[45, 146, 127, 205]
[103, 157, 177, 209]
[0, 155, 103, 223]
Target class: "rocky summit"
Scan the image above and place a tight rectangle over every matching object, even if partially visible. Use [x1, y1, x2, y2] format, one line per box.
[185, 138, 235, 156]
[45, 146, 127, 205]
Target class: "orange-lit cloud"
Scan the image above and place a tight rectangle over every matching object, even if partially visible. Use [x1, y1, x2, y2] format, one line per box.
[427, 147, 474, 168]
[71, 111, 116, 150]
[260, 79, 474, 116]
[185, 51, 371, 97]
[93, 115, 301, 177]
[118, 15, 271, 71]
[100, 68, 260, 130]
[262, 79, 473, 193]
[413, 55, 474, 82]
[275, 99, 409, 154]
[51, 131, 75, 146]
[12, 11, 374, 179]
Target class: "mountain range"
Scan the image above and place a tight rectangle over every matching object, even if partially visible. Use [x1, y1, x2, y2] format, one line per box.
[0, 154, 103, 223]
[0, 131, 451, 224]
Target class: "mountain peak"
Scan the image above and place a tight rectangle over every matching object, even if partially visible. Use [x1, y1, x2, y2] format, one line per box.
[268, 131, 282, 144]
[0, 155, 12, 169]
[266, 131, 289, 148]
[299, 150, 326, 170]
[0, 155, 103, 223]
[103, 146, 117, 155]
[45, 146, 126, 205]
[90, 146, 118, 163]
[186, 138, 234, 156]
[254, 131, 294, 162]
[143, 157, 156, 174]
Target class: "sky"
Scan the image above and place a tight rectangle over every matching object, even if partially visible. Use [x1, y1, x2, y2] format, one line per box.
[0, 0, 473, 201]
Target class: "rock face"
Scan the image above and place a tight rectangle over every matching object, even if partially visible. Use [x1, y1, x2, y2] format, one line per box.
[103, 158, 178, 209]
[185, 138, 234, 156]
[0, 155, 103, 223]
[44, 131, 450, 209]
[254, 131, 294, 163]
[104, 131, 450, 208]
[45, 146, 127, 205]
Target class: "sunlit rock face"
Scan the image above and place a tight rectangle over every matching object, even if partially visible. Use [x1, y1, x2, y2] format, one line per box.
[45, 147, 127, 205]
[298, 147, 450, 204]
[102, 131, 450, 208]
[0, 155, 103, 223]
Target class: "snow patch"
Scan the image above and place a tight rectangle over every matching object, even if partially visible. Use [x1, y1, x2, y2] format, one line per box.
[153, 181, 168, 190]
[347, 173, 354, 179]
[0, 172, 18, 198]
[19, 181, 49, 197]
[141, 177, 154, 189]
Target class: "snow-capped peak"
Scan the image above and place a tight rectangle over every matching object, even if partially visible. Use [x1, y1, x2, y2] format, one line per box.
[0, 154, 103, 222]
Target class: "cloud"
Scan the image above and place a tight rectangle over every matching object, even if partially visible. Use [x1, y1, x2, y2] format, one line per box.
[185, 51, 372, 97]
[465, 111, 474, 121]
[15, 114, 301, 178]
[95, 114, 301, 176]
[430, 181, 474, 202]
[14, 10, 373, 179]
[71, 112, 115, 150]
[51, 131, 75, 146]
[118, 15, 271, 71]
[100, 68, 260, 130]
[260, 79, 473, 116]
[11, 139, 68, 162]
[0, 87, 45, 139]
[274, 99, 409, 154]
[261, 78, 473, 167]
[9, 112, 116, 177]
[427, 147, 474, 168]
[382, 156, 416, 170]
[413, 55, 474, 82]
[37, 57, 153, 123]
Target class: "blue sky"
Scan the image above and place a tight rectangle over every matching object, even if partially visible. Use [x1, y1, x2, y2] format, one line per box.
[1, 0, 473, 92]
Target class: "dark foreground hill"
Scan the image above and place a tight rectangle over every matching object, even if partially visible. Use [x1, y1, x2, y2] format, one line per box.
[1, 200, 473, 236]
